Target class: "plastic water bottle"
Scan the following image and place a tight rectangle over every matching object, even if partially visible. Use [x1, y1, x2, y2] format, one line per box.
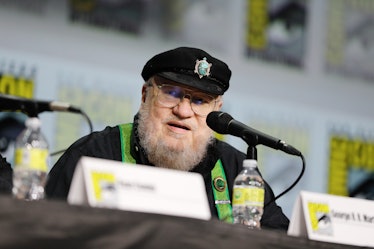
[12, 117, 49, 200]
[232, 159, 265, 229]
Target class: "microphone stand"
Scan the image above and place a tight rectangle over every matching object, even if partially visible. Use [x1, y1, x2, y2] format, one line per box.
[246, 145, 257, 160]
[242, 131, 259, 160]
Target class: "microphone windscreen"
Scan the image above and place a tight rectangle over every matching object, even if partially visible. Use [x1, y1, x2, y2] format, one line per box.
[206, 111, 232, 134]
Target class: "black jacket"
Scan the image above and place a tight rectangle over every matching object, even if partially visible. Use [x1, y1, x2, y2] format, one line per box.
[46, 116, 289, 230]
[0, 154, 12, 194]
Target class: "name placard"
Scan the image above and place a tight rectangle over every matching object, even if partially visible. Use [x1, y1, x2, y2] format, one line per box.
[288, 191, 374, 247]
[67, 156, 211, 220]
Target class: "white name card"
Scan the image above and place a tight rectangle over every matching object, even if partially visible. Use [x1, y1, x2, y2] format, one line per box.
[288, 191, 374, 247]
[67, 156, 211, 220]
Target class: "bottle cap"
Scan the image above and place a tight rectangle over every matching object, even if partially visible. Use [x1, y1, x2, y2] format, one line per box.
[25, 117, 41, 130]
[243, 159, 257, 168]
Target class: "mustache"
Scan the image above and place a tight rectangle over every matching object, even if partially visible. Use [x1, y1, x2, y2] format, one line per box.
[163, 116, 197, 131]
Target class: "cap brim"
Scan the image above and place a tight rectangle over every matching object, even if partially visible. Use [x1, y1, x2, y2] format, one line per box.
[158, 72, 224, 95]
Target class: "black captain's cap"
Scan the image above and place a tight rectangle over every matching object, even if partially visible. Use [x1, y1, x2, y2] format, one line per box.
[141, 47, 231, 95]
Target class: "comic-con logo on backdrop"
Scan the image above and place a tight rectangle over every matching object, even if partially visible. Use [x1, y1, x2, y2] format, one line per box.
[0, 62, 35, 98]
[328, 134, 374, 199]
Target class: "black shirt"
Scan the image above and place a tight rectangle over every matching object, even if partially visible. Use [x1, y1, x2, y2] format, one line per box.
[46, 116, 289, 231]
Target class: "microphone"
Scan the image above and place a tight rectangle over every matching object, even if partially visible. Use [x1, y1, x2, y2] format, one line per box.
[0, 93, 81, 117]
[207, 111, 301, 156]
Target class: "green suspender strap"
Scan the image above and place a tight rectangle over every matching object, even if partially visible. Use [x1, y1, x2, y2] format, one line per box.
[118, 123, 136, 163]
[118, 123, 233, 223]
[211, 159, 233, 223]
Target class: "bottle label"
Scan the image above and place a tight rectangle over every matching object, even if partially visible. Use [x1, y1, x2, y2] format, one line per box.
[14, 148, 49, 172]
[232, 187, 265, 207]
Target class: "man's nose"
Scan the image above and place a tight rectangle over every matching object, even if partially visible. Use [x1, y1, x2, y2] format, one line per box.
[173, 97, 194, 117]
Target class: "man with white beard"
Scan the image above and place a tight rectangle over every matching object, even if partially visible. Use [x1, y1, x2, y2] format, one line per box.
[46, 47, 289, 230]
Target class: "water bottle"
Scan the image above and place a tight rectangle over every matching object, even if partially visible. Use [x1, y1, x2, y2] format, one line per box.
[12, 117, 49, 200]
[232, 159, 265, 229]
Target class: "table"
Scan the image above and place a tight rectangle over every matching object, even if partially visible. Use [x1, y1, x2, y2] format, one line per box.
[0, 195, 369, 249]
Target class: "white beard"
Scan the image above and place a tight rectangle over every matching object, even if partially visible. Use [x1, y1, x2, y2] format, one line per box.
[137, 104, 213, 171]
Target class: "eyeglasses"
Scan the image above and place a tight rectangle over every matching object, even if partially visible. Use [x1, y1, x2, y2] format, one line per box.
[149, 80, 217, 117]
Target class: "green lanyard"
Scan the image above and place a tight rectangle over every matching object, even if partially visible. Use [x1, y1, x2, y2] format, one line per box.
[118, 123, 233, 223]
[119, 123, 135, 164]
[211, 159, 233, 223]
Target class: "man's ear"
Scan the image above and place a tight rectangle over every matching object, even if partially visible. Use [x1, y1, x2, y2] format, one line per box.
[141, 84, 147, 103]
